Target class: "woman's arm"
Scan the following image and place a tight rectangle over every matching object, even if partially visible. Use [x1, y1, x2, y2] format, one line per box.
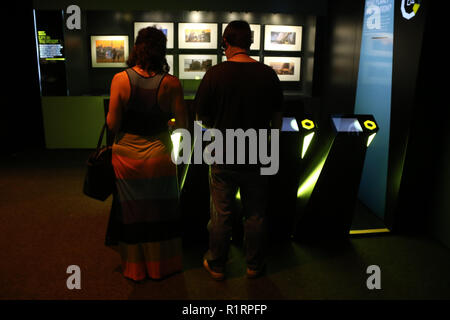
[107, 71, 130, 133]
[159, 75, 189, 131]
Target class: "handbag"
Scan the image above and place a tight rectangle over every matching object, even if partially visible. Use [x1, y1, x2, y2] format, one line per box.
[83, 123, 115, 201]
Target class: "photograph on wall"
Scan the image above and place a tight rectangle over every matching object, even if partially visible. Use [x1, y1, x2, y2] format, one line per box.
[134, 22, 174, 49]
[179, 54, 217, 79]
[222, 23, 261, 50]
[264, 56, 301, 81]
[90, 36, 129, 68]
[178, 23, 218, 49]
[166, 55, 174, 75]
[264, 25, 302, 51]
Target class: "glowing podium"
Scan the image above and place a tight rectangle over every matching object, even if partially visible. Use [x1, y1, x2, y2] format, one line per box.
[293, 114, 379, 242]
[232, 115, 319, 243]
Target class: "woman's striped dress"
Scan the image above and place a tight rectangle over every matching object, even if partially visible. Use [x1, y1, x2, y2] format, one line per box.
[107, 68, 182, 281]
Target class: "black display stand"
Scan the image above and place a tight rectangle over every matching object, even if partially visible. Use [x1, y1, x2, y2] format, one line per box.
[293, 114, 379, 242]
[231, 100, 319, 244]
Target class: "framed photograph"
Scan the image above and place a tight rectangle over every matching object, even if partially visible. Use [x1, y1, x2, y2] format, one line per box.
[222, 23, 261, 50]
[264, 56, 301, 81]
[166, 55, 174, 75]
[264, 25, 302, 51]
[134, 22, 174, 49]
[90, 36, 129, 68]
[178, 23, 218, 49]
[222, 55, 260, 62]
[179, 54, 217, 79]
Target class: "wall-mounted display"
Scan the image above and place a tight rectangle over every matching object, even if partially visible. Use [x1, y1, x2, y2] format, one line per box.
[264, 25, 302, 51]
[222, 56, 260, 62]
[179, 54, 217, 79]
[134, 22, 174, 49]
[90, 36, 129, 68]
[178, 23, 218, 49]
[222, 23, 261, 50]
[264, 56, 301, 81]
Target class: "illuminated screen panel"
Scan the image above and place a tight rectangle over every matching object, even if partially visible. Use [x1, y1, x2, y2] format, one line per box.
[331, 118, 363, 133]
[354, 0, 395, 219]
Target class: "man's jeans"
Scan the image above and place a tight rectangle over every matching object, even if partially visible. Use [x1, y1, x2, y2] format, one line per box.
[204, 165, 269, 273]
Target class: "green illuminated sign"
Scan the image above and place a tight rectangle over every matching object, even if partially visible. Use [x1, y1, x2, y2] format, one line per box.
[38, 30, 64, 60]
[38, 31, 60, 44]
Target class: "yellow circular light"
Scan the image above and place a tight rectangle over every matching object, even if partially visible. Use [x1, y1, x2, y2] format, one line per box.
[301, 119, 315, 130]
[364, 120, 377, 130]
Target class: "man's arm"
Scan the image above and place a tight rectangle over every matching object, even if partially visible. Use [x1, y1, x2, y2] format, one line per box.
[194, 70, 213, 129]
[271, 72, 284, 130]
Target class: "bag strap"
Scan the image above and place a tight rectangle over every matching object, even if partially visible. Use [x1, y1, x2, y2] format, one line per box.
[96, 123, 108, 154]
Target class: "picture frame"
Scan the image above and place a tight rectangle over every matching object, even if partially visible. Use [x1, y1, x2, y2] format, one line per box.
[179, 54, 217, 79]
[134, 22, 174, 49]
[222, 23, 261, 50]
[90, 35, 129, 68]
[264, 25, 302, 51]
[264, 56, 301, 81]
[166, 55, 174, 75]
[178, 23, 218, 49]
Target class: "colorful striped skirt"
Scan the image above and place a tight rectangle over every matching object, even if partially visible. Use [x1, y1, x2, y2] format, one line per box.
[108, 132, 182, 281]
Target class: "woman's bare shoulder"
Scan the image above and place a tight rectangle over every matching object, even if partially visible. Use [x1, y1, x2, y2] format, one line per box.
[113, 70, 128, 80]
[161, 74, 182, 92]
[111, 71, 129, 87]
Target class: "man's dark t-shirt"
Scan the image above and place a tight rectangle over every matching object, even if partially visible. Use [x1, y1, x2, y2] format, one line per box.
[195, 61, 283, 171]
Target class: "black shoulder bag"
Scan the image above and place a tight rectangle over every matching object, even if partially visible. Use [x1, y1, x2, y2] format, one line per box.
[83, 123, 115, 201]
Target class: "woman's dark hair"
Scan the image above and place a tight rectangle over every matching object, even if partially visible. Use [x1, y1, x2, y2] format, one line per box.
[127, 27, 169, 73]
[223, 20, 252, 50]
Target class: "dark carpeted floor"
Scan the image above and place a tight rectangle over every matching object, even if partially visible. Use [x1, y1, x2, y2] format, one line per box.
[1, 149, 449, 300]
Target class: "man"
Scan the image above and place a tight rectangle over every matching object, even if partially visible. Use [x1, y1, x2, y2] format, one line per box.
[195, 20, 283, 280]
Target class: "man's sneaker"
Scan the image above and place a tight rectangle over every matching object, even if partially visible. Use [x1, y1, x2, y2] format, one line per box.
[203, 259, 225, 281]
[246, 265, 266, 279]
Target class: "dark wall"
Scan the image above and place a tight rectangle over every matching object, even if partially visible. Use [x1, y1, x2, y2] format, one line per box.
[65, 10, 314, 96]
[33, 0, 327, 15]
[385, 0, 429, 229]
[429, 129, 450, 248]
[2, 1, 45, 155]
[313, 0, 364, 116]
[396, 1, 450, 247]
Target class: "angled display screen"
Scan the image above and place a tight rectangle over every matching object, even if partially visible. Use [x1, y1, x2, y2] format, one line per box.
[332, 117, 363, 132]
[281, 117, 299, 132]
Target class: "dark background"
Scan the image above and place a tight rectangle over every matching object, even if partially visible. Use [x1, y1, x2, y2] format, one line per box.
[4, 0, 448, 247]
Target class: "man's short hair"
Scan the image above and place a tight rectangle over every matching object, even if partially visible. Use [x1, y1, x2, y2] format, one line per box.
[223, 20, 252, 50]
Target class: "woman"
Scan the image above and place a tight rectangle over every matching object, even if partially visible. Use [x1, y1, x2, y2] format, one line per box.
[106, 27, 188, 281]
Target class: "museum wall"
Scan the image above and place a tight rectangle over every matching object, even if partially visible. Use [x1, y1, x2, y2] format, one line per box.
[33, 0, 327, 98]
[29, 0, 327, 148]
[2, 1, 45, 155]
[32, 0, 328, 15]
[62, 10, 317, 97]
[313, 0, 364, 116]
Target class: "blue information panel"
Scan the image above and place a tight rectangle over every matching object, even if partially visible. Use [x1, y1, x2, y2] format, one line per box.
[354, 0, 395, 219]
